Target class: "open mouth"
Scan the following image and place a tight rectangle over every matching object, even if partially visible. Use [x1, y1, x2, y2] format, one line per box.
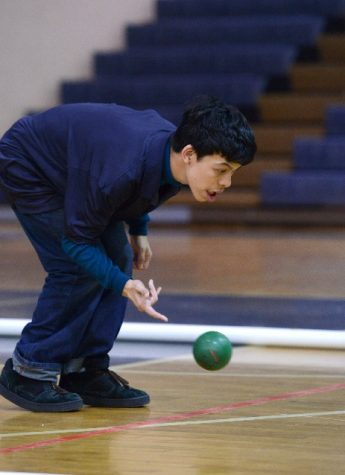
[206, 191, 218, 202]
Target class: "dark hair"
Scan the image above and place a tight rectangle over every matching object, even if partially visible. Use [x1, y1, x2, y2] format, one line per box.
[171, 96, 256, 166]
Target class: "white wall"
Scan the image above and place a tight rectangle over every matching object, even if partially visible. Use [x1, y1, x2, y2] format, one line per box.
[0, 0, 155, 135]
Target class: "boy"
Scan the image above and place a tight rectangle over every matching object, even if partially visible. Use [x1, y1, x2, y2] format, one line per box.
[0, 96, 256, 412]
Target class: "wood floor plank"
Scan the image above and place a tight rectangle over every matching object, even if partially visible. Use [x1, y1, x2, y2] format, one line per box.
[1, 350, 345, 474]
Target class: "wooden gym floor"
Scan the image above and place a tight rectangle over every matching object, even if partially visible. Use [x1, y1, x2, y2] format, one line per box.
[0, 219, 345, 474]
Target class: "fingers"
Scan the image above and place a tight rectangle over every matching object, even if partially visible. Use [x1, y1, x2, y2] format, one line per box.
[144, 305, 168, 322]
[123, 279, 168, 322]
[148, 279, 159, 303]
[144, 280, 166, 320]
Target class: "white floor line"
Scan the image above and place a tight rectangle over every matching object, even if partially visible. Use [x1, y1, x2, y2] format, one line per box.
[111, 353, 191, 370]
[0, 473, 67, 475]
[138, 409, 345, 429]
[1, 409, 345, 439]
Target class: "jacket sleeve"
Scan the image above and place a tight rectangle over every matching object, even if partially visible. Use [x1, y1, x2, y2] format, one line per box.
[61, 237, 130, 295]
[125, 213, 150, 235]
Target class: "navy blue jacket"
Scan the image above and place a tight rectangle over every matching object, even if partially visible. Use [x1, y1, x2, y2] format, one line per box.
[0, 103, 180, 244]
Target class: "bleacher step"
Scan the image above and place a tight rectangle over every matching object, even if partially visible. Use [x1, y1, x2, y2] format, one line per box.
[167, 188, 259, 208]
[259, 93, 345, 123]
[291, 64, 345, 92]
[155, 188, 345, 228]
[318, 34, 345, 62]
[253, 124, 323, 154]
[233, 155, 291, 187]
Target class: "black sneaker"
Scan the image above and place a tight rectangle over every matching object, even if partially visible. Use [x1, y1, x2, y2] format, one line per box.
[0, 359, 83, 412]
[59, 369, 150, 408]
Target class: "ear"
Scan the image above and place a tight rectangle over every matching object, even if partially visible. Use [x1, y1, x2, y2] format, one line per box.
[181, 144, 197, 165]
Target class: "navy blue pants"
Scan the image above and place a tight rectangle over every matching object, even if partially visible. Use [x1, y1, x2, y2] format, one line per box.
[12, 208, 132, 381]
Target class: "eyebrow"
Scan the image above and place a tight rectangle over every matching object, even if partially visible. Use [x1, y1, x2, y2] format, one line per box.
[215, 161, 239, 170]
[229, 162, 241, 171]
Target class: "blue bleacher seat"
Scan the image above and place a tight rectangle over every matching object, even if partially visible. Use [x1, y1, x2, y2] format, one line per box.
[94, 45, 296, 77]
[127, 16, 325, 47]
[294, 137, 345, 169]
[61, 74, 266, 108]
[261, 171, 345, 205]
[157, 0, 345, 19]
[326, 105, 345, 135]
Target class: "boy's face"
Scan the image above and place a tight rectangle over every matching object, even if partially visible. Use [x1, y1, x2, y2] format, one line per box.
[184, 151, 241, 202]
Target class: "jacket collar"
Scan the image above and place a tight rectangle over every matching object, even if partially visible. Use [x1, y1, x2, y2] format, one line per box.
[141, 130, 181, 205]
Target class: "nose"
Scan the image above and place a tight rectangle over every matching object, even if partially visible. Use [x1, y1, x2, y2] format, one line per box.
[219, 173, 232, 189]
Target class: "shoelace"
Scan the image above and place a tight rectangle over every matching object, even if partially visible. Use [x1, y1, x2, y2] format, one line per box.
[108, 370, 130, 388]
[51, 383, 69, 394]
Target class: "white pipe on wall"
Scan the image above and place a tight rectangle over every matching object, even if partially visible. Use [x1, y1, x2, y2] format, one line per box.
[1, 319, 344, 349]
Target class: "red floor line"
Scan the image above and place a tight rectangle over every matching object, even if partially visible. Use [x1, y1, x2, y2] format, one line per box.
[1, 382, 345, 455]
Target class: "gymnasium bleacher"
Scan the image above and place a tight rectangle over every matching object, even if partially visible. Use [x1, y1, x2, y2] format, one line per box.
[156, 0, 345, 18]
[327, 104, 345, 134]
[4, 0, 345, 226]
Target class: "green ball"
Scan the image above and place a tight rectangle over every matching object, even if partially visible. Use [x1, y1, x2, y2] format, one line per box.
[193, 331, 232, 371]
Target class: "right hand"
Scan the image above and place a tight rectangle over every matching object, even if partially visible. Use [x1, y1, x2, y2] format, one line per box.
[122, 279, 168, 322]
